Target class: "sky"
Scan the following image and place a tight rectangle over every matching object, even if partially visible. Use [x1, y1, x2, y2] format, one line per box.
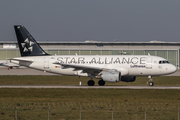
[0, 0, 180, 42]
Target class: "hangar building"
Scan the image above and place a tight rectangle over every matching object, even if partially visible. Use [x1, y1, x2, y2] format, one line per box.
[0, 41, 179, 69]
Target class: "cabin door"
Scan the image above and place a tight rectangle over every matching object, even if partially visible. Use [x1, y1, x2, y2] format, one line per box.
[146, 57, 152, 69]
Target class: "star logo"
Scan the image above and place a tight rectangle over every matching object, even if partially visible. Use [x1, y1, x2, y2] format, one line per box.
[21, 43, 26, 48]
[24, 38, 29, 43]
[23, 47, 28, 52]
[21, 38, 35, 53]
[28, 46, 33, 52]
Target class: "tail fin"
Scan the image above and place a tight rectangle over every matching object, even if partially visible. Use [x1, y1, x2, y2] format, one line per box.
[14, 25, 49, 57]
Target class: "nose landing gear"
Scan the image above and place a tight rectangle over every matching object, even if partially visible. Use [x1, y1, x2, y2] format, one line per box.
[148, 76, 154, 86]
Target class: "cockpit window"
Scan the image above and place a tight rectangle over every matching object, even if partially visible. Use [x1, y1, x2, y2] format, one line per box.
[159, 60, 170, 64]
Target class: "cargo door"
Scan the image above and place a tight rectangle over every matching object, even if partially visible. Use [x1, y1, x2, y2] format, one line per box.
[44, 58, 49, 69]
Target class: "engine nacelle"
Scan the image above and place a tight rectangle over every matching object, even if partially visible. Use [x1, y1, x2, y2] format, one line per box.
[101, 71, 121, 82]
[121, 76, 136, 82]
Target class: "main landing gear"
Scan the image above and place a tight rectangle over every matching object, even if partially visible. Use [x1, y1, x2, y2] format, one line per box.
[87, 76, 105, 86]
[87, 79, 106, 86]
[148, 76, 154, 86]
[87, 80, 95, 86]
[87, 76, 95, 86]
[98, 79, 105, 86]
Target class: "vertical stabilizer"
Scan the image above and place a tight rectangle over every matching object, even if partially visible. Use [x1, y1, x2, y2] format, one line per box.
[14, 25, 49, 56]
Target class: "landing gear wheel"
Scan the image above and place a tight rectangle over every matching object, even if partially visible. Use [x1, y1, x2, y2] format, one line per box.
[149, 82, 154, 86]
[87, 80, 95, 86]
[148, 76, 154, 86]
[98, 80, 105, 86]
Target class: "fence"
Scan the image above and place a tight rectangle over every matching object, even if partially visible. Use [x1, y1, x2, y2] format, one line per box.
[0, 102, 179, 120]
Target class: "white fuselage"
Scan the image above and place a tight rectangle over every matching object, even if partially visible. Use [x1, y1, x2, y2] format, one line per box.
[11, 55, 177, 77]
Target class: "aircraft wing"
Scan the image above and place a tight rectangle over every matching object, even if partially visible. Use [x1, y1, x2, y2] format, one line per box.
[53, 62, 129, 76]
[53, 62, 104, 71]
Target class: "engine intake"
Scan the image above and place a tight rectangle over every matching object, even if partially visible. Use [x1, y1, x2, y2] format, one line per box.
[101, 71, 121, 82]
[121, 76, 136, 82]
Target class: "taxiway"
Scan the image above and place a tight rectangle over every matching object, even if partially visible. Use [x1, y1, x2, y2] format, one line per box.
[0, 85, 180, 89]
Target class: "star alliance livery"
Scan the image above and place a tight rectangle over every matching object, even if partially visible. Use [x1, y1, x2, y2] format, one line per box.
[11, 25, 177, 86]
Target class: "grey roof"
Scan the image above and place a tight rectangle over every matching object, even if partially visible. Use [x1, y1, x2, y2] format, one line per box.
[1, 41, 180, 46]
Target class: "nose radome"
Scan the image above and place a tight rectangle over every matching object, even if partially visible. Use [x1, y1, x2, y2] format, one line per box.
[171, 65, 177, 73]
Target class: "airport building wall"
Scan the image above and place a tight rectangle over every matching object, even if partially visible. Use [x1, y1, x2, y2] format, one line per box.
[0, 42, 180, 68]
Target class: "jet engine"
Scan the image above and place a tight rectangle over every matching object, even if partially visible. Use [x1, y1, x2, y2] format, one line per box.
[121, 76, 136, 82]
[101, 71, 121, 82]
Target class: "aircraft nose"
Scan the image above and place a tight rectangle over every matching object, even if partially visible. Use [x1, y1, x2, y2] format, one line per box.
[170, 65, 177, 73]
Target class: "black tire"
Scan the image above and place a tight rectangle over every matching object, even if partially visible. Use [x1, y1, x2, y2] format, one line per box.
[98, 80, 105, 86]
[149, 82, 154, 86]
[87, 80, 95, 86]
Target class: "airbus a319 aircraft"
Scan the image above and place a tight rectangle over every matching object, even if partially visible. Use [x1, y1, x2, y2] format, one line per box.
[11, 25, 177, 86]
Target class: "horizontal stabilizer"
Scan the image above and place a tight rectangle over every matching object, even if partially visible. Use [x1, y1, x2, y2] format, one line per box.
[11, 58, 34, 62]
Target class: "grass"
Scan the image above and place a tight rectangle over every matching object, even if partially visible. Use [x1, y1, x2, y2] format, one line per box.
[0, 89, 180, 103]
[0, 75, 180, 119]
[0, 88, 180, 120]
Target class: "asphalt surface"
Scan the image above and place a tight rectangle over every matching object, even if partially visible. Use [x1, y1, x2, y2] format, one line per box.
[0, 85, 179, 89]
